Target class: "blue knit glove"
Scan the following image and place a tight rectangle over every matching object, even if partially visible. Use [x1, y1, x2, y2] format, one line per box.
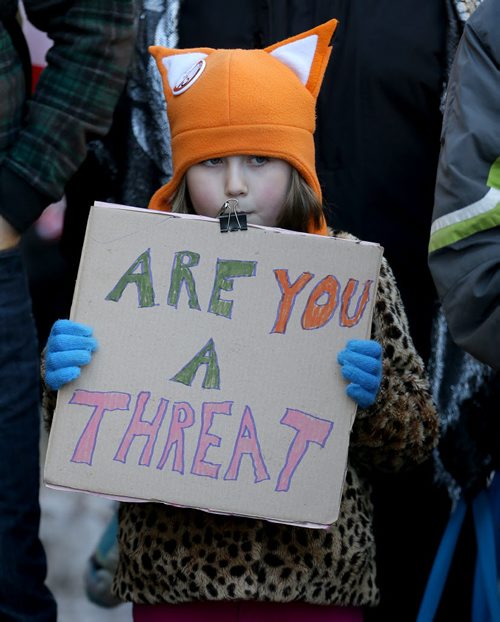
[45, 319, 98, 390]
[337, 339, 383, 409]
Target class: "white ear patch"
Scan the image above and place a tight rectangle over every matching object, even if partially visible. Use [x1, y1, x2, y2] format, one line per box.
[270, 34, 318, 85]
[162, 52, 208, 95]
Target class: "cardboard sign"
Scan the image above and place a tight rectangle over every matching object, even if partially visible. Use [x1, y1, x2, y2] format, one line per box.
[44, 202, 383, 527]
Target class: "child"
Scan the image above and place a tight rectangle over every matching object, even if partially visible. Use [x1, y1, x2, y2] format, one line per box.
[44, 20, 438, 621]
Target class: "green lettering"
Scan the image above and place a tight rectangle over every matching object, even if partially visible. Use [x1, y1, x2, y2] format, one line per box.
[167, 251, 201, 310]
[105, 250, 155, 307]
[171, 339, 220, 389]
[208, 259, 256, 318]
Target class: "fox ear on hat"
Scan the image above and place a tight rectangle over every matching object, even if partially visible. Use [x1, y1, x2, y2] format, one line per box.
[149, 46, 215, 100]
[150, 19, 337, 101]
[265, 19, 338, 99]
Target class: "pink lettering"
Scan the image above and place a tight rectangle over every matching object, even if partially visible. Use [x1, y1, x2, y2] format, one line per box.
[191, 402, 232, 479]
[275, 408, 333, 492]
[114, 392, 168, 466]
[156, 402, 195, 473]
[70, 390, 130, 465]
[224, 406, 270, 482]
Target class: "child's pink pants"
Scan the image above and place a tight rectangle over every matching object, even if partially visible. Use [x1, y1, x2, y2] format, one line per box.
[133, 601, 363, 622]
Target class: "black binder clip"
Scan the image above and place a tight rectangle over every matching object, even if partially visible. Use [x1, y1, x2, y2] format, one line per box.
[218, 199, 248, 233]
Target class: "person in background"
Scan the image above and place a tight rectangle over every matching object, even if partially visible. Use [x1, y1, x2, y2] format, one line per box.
[0, 1, 135, 619]
[44, 20, 438, 621]
[423, 3, 500, 617]
[429, 0, 499, 371]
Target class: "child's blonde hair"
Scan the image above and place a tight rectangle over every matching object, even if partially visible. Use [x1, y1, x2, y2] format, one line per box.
[171, 167, 324, 233]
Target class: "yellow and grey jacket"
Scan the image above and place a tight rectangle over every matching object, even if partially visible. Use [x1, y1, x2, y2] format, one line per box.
[429, 0, 500, 370]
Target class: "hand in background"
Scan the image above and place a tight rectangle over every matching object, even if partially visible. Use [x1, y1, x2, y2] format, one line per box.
[337, 339, 382, 409]
[45, 319, 98, 390]
[0, 214, 21, 250]
[0, 165, 50, 249]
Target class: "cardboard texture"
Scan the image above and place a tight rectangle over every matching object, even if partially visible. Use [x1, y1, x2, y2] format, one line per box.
[44, 202, 383, 527]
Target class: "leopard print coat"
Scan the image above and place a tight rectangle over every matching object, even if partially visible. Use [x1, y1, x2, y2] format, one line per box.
[106, 231, 439, 607]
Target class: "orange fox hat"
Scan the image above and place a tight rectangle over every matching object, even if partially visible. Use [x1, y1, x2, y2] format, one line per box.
[148, 19, 338, 235]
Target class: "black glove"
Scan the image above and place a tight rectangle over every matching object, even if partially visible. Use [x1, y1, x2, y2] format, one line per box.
[0, 165, 51, 234]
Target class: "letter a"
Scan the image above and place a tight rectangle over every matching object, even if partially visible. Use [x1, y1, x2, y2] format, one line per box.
[171, 338, 221, 389]
[105, 249, 155, 307]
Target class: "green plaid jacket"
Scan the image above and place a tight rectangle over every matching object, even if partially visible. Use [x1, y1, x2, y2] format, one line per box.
[0, 0, 135, 230]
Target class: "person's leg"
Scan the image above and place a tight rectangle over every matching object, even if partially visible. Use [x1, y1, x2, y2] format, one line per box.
[84, 506, 121, 607]
[0, 247, 57, 621]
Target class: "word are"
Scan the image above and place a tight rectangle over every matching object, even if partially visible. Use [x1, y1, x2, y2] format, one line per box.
[68, 389, 333, 493]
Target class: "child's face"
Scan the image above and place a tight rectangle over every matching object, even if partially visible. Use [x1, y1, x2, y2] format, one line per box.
[186, 156, 292, 227]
